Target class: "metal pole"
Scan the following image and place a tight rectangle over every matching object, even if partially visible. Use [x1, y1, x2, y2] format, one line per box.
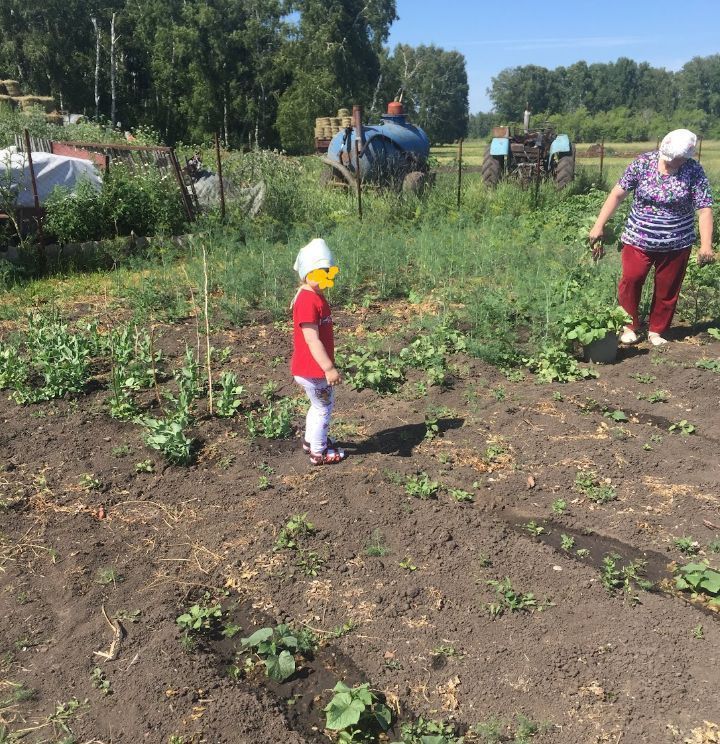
[599, 137, 605, 179]
[23, 128, 45, 253]
[354, 139, 362, 221]
[215, 132, 226, 220]
[456, 138, 463, 209]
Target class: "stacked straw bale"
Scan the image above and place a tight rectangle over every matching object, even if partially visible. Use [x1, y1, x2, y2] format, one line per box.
[314, 107, 354, 140]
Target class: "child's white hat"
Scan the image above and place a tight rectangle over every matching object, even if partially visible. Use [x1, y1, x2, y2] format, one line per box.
[294, 238, 335, 280]
[659, 129, 697, 161]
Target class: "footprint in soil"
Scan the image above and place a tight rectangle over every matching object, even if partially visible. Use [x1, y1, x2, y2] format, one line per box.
[346, 417, 464, 457]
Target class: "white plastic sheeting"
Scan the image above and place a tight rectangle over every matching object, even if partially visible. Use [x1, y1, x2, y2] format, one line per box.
[0, 147, 101, 207]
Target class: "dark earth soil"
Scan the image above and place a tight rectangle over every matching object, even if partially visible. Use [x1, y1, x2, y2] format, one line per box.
[1, 302, 719, 743]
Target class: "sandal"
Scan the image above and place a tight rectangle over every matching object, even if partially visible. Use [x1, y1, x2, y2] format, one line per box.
[309, 447, 345, 465]
[303, 437, 338, 453]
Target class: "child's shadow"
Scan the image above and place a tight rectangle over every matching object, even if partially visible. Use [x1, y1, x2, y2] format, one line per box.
[344, 418, 464, 457]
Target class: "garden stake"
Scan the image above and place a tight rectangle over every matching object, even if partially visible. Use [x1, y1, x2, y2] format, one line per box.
[214, 132, 226, 220]
[23, 128, 46, 262]
[202, 244, 213, 415]
[457, 137, 463, 208]
[355, 139, 363, 221]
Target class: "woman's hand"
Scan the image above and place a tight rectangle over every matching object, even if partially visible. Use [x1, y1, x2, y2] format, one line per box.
[325, 366, 341, 386]
[588, 228, 605, 259]
[697, 246, 716, 265]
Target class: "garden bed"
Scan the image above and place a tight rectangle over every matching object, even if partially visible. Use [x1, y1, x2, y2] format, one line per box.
[1, 302, 719, 743]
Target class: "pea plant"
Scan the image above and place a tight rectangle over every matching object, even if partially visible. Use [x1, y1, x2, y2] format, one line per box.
[215, 371, 245, 418]
[340, 348, 405, 394]
[246, 396, 294, 439]
[12, 314, 93, 403]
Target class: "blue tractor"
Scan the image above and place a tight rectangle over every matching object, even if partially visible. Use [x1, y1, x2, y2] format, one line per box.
[482, 123, 575, 189]
[321, 103, 432, 193]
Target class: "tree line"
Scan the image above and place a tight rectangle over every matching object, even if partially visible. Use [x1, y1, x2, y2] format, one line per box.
[0, 0, 468, 151]
[475, 56, 720, 141]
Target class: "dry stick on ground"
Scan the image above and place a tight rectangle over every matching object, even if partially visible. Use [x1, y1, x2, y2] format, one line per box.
[202, 244, 213, 414]
[94, 604, 123, 662]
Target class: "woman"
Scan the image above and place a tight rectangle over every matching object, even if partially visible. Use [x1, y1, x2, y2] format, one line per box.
[588, 129, 715, 346]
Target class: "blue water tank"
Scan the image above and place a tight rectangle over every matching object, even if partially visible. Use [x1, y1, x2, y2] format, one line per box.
[326, 112, 430, 180]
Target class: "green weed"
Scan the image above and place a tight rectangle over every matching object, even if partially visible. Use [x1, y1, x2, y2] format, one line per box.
[485, 578, 538, 618]
[274, 514, 315, 551]
[405, 472, 440, 499]
[365, 529, 390, 557]
[574, 470, 616, 504]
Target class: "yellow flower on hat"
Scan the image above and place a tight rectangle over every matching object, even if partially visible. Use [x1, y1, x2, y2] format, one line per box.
[306, 266, 339, 289]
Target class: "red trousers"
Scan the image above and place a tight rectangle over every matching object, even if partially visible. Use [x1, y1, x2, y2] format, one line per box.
[618, 244, 690, 334]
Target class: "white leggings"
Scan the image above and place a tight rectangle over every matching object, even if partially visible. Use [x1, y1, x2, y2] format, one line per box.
[294, 376, 335, 454]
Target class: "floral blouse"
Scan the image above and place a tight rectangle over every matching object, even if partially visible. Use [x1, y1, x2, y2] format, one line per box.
[617, 151, 713, 251]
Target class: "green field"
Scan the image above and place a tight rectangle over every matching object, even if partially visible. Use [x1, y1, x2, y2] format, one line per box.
[432, 139, 720, 183]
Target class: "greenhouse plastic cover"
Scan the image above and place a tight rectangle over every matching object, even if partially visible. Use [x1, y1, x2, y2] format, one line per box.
[0, 147, 101, 207]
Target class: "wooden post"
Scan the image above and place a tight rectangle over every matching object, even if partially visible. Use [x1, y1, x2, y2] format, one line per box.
[456, 138, 463, 209]
[23, 128, 45, 255]
[599, 137, 605, 179]
[214, 132, 226, 220]
[169, 148, 194, 222]
[355, 139, 362, 221]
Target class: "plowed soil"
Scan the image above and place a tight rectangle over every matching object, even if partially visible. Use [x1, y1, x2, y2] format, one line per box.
[1, 304, 719, 744]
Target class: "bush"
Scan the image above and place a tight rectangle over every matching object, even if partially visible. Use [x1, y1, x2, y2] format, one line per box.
[44, 162, 187, 242]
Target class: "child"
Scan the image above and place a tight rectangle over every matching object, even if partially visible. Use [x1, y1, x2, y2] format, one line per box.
[291, 238, 345, 465]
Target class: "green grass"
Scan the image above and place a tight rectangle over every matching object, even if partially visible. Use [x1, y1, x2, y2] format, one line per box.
[2, 145, 719, 365]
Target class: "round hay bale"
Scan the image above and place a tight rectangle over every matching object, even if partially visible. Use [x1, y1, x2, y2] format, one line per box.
[1, 80, 21, 96]
[337, 108, 350, 118]
[45, 112, 63, 125]
[341, 117, 352, 127]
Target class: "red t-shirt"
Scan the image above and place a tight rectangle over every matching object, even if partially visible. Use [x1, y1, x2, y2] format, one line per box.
[290, 288, 334, 378]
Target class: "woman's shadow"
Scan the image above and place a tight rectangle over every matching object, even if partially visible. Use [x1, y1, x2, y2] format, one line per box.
[342, 417, 464, 458]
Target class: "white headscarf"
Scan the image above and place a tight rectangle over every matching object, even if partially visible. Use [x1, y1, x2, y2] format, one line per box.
[659, 129, 697, 162]
[293, 238, 335, 280]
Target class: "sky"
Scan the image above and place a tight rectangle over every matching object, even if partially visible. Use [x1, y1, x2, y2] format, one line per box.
[386, 0, 720, 113]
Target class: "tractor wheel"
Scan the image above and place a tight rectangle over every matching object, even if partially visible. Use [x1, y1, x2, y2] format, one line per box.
[402, 170, 428, 195]
[481, 148, 502, 188]
[554, 147, 575, 189]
